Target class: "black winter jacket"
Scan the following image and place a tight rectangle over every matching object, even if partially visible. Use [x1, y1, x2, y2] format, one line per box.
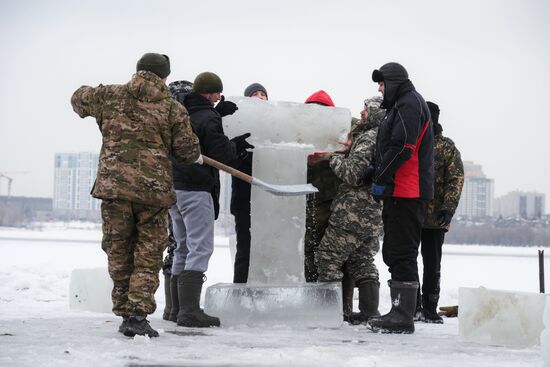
[374, 78, 434, 200]
[172, 93, 237, 217]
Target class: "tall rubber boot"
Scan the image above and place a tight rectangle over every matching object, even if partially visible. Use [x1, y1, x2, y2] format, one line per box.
[162, 274, 172, 320]
[348, 280, 380, 324]
[413, 286, 424, 322]
[168, 275, 179, 322]
[176, 270, 220, 328]
[342, 271, 355, 322]
[422, 293, 443, 324]
[367, 280, 418, 334]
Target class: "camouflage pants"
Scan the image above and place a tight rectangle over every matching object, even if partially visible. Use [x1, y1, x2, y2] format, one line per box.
[101, 199, 168, 317]
[315, 224, 380, 283]
[304, 198, 332, 282]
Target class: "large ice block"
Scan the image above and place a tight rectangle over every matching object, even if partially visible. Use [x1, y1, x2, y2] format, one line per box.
[459, 287, 548, 347]
[69, 267, 112, 313]
[223, 97, 351, 150]
[204, 283, 342, 328]
[248, 145, 308, 285]
[542, 299, 550, 366]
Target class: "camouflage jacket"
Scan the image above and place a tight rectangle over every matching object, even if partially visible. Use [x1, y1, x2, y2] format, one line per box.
[423, 133, 464, 230]
[71, 71, 201, 207]
[327, 119, 382, 236]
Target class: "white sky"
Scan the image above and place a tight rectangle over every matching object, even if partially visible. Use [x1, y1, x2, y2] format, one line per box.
[1, 0, 549, 209]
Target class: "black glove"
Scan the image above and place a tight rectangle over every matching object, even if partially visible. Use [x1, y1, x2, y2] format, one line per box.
[231, 133, 254, 153]
[437, 210, 453, 227]
[215, 95, 238, 117]
[363, 165, 375, 183]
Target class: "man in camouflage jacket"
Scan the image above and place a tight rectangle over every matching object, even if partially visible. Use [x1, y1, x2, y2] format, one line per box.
[315, 97, 384, 322]
[415, 101, 464, 323]
[71, 53, 201, 337]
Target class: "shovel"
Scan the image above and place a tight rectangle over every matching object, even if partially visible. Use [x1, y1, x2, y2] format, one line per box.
[202, 155, 318, 197]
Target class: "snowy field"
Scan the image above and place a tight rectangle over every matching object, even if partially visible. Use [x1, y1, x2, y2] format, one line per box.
[0, 225, 548, 366]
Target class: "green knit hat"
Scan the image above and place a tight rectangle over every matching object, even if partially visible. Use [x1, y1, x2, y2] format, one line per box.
[193, 72, 223, 93]
[136, 53, 170, 79]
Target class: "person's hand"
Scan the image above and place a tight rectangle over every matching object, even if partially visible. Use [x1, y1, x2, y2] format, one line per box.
[231, 133, 254, 153]
[363, 165, 375, 183]
[371, 183, 385, 198]
[437, 210, 453, 227]
[215, 95, 238, 117]
[195, 154, 204, 165]
[335, 133, 352, 154]
[307, 152, 332, 166]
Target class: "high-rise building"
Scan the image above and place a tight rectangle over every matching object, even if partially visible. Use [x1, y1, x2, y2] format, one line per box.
[494, 191, 546, 219]
[456, 160, 494, 218]
[53, 152, 100, 221]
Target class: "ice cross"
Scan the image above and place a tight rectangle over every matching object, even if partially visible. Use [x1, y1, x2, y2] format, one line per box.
[204, 97, 351, 327]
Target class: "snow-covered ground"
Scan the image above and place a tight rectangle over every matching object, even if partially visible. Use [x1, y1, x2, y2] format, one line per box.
[0, 225, 547, 366]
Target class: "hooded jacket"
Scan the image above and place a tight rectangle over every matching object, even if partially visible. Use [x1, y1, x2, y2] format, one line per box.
[172, 92, 238, 217]
[70, 71, 201, 207]
[372, 63, 434, 200]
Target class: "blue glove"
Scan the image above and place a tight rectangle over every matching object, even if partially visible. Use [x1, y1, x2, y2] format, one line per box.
[371, 183, 386, 197]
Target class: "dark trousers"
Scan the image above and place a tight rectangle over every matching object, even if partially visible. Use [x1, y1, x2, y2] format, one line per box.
[233, 210, 251, 283]
[418, 228, 445, 296]
[381, 198, 428, 281]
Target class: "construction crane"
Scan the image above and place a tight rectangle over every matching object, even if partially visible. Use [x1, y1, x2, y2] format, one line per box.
[0, 171, 28, 198]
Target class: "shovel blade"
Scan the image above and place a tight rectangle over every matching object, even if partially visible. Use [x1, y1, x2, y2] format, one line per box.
[251, 178, 318, 196]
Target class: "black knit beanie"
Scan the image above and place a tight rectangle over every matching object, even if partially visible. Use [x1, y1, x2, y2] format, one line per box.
[136, 53, 170, 79]
[193, 72, 223, 93]
[244, 83, 268, 99]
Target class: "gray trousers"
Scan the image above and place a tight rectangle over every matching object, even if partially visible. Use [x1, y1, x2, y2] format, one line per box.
[169, 190, 215, 274]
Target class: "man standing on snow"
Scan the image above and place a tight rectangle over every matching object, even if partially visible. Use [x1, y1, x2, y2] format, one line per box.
[231, 82, 268, 283]
[169, 72, 251, 328]
[71, 53, 201, 337]
[303, 90, 342, 283]
[414, 101, 464, 324]
[314, 97, 385, 323]
[367, 62, 434, 334]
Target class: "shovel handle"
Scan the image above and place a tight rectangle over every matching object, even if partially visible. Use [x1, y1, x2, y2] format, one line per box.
[202, 155, 253, 185]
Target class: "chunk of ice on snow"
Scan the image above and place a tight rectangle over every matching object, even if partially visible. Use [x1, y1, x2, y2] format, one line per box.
[69, 268, 112, 313]
[459, 287, 548, 347]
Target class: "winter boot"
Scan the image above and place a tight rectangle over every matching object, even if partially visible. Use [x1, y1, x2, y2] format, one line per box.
[118, 316, 129, 333]
[123, 316, 159, 338]
[422, 294, 443, 324]
[413, 288, 424, 322]
[342, 272, 355, 322]
[162, 274, 172, 320]
[168, 275, 179, 322]
[367, 280, 418, 334]
[348, 280, 380, 325]
[176, 270, 220, 328]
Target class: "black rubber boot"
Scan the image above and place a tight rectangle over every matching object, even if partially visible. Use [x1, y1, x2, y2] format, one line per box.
[118, 316, 128, 333]
[348, 280, 380, 325]
[422, 294, 443, 324]
[367, 280, 418, 334]
[342, 272, 355, 322]
[176, 270, 220, 328]
[168, 275, 179, 322]
[162, 274, 172, 321]
[413, 287, 424, 322]
[123, 316, 159, 338]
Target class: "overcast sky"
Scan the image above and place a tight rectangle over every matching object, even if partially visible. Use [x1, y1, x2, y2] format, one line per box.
[1, 0, 549, 210]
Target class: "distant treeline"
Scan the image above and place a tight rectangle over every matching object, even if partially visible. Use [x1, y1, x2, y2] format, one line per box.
[446, 217, 550, 247]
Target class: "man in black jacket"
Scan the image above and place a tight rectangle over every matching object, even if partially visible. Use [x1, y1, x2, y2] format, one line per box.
[231, 83, 266, 283]
[168, 72, 252, 328]
[366, 62, 434, 334]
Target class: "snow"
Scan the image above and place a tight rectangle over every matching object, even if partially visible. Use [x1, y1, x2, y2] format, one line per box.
[0, 226, 548, 366]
